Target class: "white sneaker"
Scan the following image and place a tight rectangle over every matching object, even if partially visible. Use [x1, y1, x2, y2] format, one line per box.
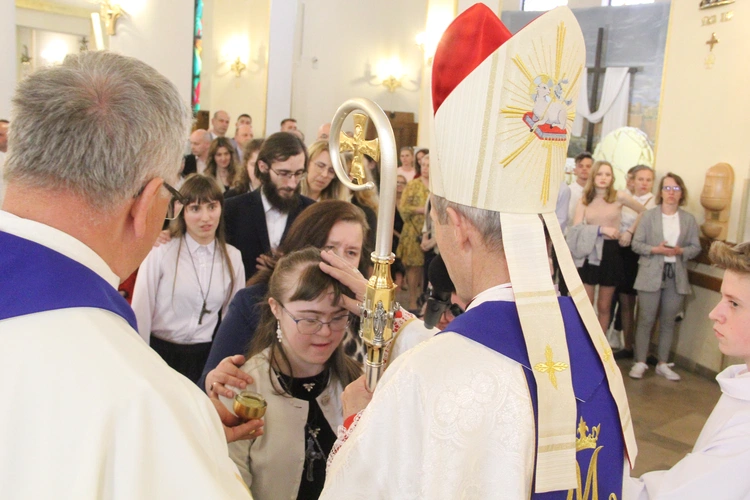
[629, 362, 648, 379]
[656, 363, 681, 381]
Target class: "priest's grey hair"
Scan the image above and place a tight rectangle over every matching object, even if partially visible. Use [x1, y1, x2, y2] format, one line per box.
[5, 51, 191, 212]
[431, 194, 504, 252]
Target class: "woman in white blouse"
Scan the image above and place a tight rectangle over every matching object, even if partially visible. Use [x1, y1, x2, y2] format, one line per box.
[132, 174, 245, 383]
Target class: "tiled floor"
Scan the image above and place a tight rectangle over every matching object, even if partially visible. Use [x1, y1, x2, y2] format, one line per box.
[617, 359, 721, 477]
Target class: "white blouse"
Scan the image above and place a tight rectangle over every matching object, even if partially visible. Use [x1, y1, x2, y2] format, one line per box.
[132, 234, 245, 345]
[662, 211, 680, 264]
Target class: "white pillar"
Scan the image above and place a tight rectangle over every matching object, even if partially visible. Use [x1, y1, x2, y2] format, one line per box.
[107, 0, 194, 106]
[0, 2, 17, 119]
[264, 0, 298, 135]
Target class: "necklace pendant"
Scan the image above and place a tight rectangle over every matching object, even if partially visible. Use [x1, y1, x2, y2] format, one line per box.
[302, 382, 315, 392]
[198, 300, 211, 325]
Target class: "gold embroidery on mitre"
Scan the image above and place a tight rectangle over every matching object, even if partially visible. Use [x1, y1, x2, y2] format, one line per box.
[533, 345, 569, 389]
[499, 21, 583, 205]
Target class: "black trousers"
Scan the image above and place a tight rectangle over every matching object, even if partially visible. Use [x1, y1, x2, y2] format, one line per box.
[150, 336, 213, 385]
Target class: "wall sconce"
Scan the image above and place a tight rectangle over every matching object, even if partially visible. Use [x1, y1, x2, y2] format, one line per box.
[231, 57, 247, 77]
[41, 40, 69, 66]
[100, 1, 124, 36]
[377, 57, 405, 93]
[20, 45, 32, 67]
[221, 35, 251, 78]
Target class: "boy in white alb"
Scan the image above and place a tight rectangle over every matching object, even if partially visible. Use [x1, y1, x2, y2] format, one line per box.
[626, 241, 750, 499]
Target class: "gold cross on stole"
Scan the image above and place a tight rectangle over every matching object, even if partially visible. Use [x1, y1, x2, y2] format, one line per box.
[339, 113, 379, 185]
[533, 345, 569, 389]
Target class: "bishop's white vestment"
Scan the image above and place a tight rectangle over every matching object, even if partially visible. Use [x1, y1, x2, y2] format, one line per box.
[321, 286, 537, 499]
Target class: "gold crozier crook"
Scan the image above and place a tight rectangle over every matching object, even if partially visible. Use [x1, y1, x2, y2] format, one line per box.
[339, 114, 380, 186]
[328, 98, 399, 392]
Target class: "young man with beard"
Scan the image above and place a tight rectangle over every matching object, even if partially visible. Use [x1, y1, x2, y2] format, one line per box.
[224, 132, 315, 280]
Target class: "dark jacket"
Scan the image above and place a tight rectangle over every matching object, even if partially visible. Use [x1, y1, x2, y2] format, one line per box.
[182, 154, 198, 177]
[223, 188, 315, 280]
[197, 283, 268, 391]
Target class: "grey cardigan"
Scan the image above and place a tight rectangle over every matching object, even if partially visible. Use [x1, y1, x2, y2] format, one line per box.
[631, 206, 701, 294]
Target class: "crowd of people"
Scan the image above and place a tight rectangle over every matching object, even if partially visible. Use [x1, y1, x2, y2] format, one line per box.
[564, 153, 702, 382]
[2, 5, 748, 497]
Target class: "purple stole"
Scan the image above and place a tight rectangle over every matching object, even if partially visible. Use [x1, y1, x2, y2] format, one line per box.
[0, 231, 137, 330]
[445, 297, 625, 499]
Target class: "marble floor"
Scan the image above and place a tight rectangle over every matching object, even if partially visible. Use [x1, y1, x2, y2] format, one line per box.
[617, 358, 721, 477]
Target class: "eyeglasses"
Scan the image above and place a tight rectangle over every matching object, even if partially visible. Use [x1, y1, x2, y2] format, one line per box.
[269, 167, 306, 180]
[162, 181, 188, 220]
[134, 180, 187, 221]
[662, 186, 682, 193]
[279, 303, 350, 335]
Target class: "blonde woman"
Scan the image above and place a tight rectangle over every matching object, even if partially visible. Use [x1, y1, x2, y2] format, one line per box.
[572, 160, 645, 334]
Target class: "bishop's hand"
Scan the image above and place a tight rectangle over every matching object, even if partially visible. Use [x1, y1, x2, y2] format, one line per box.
[342, 375, 374, 417]
[319, 249, 368, 315]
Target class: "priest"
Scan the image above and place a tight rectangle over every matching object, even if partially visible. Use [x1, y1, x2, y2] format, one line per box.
[321, 5, 637, 498]
[0, 52, 257, 498]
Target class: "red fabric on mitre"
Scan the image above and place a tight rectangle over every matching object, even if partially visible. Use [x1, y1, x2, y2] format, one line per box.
[432, 3, 512, 114]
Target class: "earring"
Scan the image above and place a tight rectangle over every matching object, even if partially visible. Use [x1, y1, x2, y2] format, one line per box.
[276, 321, 283, 343]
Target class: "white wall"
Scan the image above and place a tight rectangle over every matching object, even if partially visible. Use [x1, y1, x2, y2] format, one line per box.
[264, 0, 297, 137]
[16, 8, 92, 36]
[1, 3, 17, 119]
[201, 0, 271, 137]
[108, 0, 194, 107]
[292, 0, 427, 143]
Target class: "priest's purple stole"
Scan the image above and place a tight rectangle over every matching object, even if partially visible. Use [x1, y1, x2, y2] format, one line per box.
[444, 297, 625, 499]
[0, 231, 137, 331]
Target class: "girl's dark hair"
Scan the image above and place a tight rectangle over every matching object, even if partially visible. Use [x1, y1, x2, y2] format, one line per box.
[205, 137, 238, 188]
[169, 174, 235, 307]
[248, 200, 370, 286]
[232, 138, 264, 194]
[248, 247, 362, 395]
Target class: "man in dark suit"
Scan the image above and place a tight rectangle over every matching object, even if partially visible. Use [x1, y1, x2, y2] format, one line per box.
[224, 132, 314, 280]
[182, 129, 211, 177]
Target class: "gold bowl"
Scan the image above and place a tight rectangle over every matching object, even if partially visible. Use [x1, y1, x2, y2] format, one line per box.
[233, 391, 267, 421]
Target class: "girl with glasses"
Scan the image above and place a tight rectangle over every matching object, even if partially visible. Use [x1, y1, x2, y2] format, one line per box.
[629, 173, 701, 381]
[220, 247, 361, 500]
[131, 174, 245, 383]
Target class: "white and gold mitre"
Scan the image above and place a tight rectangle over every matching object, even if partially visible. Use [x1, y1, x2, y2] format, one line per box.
[430, 4, 637, 493]
[431, 5, 582, 211]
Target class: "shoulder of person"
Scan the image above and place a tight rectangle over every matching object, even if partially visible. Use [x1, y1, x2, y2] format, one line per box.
[225, 243, 243, 261]
[241, 348, 273, 376]
[299, 194, 316, 208]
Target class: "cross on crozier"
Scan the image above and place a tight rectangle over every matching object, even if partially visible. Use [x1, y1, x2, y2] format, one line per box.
[339, 113, 379, 185]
